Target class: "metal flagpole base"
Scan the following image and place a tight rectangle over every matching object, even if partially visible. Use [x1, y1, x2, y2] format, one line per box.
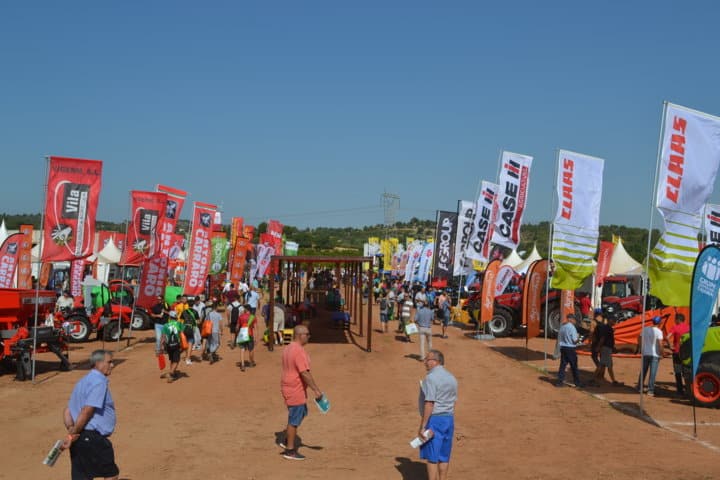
[473, 333, 495, 341]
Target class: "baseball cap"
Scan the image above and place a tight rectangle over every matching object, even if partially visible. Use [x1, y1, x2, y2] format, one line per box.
[652, 316, 662, 325]
[594, 308, 603, 315]
[169, 311, 177, 318]
[566, 313, 576, 320]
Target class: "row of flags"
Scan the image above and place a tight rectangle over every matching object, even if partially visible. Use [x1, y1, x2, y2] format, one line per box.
[0, 156, 298, 309]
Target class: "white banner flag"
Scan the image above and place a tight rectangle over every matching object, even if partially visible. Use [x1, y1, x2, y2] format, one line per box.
[492, 151, 533, 250]
[550, 150, 604, 290]
[453, 200, 475, 276]
[466, 181, 498, 263]
[650, 103, 720, 306]
[705, 203, 720, 245]
[416, 242, 434, 283]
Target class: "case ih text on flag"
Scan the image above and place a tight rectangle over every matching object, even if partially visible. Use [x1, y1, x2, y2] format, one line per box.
[466, 181, 498, 264]
[649, 103, 720, 307]
[42, 156, 103, 262]
[492, 152, 533, 250]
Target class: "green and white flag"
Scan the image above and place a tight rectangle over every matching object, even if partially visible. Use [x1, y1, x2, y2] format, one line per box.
[209, 236, 230, 275]
[550, 150, 604, 290]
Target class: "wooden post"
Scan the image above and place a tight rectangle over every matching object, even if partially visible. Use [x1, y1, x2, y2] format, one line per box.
[268, 267, 275, 352]
[366, 265, 373, 352]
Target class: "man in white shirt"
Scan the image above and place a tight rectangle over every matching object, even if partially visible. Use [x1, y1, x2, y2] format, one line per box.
[637, 316, 664, 396]
[56, 290, 75, 312]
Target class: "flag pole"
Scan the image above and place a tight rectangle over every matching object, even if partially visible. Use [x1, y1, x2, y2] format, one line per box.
[31, 155, 51, 383]
[117, 192, 132, 348]
[543, 149, 560, 373]
[640, 101, 669, 415]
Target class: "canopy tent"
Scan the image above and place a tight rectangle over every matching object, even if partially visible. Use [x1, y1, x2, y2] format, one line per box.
[0, 220, 7, 246]
[501, 250, 524, 269]
[608, 238, 644, 276]
[96, 238, 122, 264]
[514, 245, 542, 274]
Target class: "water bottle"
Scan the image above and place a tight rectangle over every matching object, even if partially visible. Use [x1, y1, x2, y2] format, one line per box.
[43, 440, 64, 467]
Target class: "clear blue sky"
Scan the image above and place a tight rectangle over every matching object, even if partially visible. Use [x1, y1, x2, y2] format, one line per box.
[2, 1, 720, 229]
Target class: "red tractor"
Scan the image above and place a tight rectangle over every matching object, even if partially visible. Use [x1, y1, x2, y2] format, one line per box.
[0, 288, 70, 380]
[58, 279, 133, 342]
[600, 275, 662, 323]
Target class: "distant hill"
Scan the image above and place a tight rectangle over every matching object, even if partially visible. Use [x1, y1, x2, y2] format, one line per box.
[0, 213, 658, 262]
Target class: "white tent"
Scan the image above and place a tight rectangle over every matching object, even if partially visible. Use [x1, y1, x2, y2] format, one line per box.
[96, 238, 122, 264]
[501, 249, 524, 269]
[0, 220, 7, 246]
[515, 245, 542, 274]
[607, 238, 644, 276]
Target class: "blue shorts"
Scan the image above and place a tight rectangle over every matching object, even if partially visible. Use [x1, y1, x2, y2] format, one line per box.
[287, 404, 308, 427]
[420, 415, 454, 463]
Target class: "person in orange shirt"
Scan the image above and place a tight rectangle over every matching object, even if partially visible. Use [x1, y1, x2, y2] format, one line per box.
[278, 325, 324, 461]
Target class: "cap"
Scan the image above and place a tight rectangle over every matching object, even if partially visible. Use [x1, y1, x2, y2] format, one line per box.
[652, 316, 662, 325]
[169, 311, 177, 318]
[566, 313, 576, 320]
[594, 308, 603, 315]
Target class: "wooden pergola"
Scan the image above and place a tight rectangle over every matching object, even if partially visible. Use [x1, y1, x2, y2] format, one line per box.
[267, 255, 375, 352]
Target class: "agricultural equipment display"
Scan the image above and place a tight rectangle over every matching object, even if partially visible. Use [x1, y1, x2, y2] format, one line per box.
[679, 326, 720, 408]
[108, 279, 152, 330]
[600, 275, 662, 322]
[0, 288, 70, 380]
[58, 279, 133, 342]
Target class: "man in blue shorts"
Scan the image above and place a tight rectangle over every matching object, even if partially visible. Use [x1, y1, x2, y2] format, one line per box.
[418, 349, 458, 480]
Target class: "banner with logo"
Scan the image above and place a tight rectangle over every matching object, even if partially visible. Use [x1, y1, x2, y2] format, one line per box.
[494, 265, 515, 297]
[492, 151, 533, 250]
[690, 245, 720, 377]
[284, 241, 299, 256]
[243, 225, 256, 242]
[0, 233, 23, 288]
[229, 236, 250, 285]
[561, 289, 575, 322]
[156, 185, 187, 258]
[17, 225, 33, 289]
[467, 182, 499, 263]
[650, 103, 720, 306]
[704, 204, 720, 245]
[453, 200, 475, 275]
[42, 156, 103, 262]
[69, 258, 87, 297]
[209, 232, 230, 275]
[405, 241, 423, 280]
[137, 256, 169, 309]
[256, 243, 274, 279]
[267, 220, 284, 255]
[480, 259, 501, 326]
[596, 241, 615, 286]
[183, 202, 217, 296]
[416, 242, 434, 283]
[120, 191, 167, 265]
[522, 259, 548, 338]
[433, 211, 457, 282]
[550, 150, 604, 290]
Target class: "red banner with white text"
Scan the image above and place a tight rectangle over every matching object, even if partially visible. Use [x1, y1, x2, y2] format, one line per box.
[17, 225, 33, 289]
[138, 256, 169, 309]
[480, 259, 501, 326]
[120, 191, 168, 265]
[183, 202, 217, 296]
[0, 233, 23, 288]
[42, 156, 103, 262]
[595, 241, 615, 286]
[522, 259, 548, 338]
[230, 236, 250, 286]
[70, 258, 87, 297]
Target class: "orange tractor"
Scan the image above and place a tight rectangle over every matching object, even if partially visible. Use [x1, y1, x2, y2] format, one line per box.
[0, 288, 70, 380]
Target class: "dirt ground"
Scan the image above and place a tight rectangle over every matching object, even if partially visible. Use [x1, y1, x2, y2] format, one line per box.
[2, 304, 719, 480]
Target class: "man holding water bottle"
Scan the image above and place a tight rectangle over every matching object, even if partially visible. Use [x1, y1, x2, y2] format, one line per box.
[418, 349, 458, 480]
[279, 324, 325, 461]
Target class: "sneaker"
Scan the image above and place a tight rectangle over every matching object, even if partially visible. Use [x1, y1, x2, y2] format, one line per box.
[647, 391, 655, 397]
[250, 361, 257, 367]
[185, 359, 192, 365]
[283, 450, 305, 461]
[277, 440, 287, 449]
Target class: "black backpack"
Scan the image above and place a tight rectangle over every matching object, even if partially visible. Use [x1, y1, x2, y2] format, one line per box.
[166, 327, 180, 349]
[379, 298, 388, 311]
[230, 304, 241, 333]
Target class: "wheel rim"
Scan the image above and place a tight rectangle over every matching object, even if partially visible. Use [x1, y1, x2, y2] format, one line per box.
[694, 373, 720, 403]
[490, 316, 507, 334]
[131, 315, 144, 329]
[69, 321, 88, 340]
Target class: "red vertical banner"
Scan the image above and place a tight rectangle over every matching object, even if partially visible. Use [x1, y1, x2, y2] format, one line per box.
[119, 191, 168, 265]
[42, 156, 103, 262]
[39, 262, 52, 289]
[0, 233, 23, 288]
[137, 256, 169, 308]
[69, 259, 86, 297]
[522, 259, 548, 338]
[183, 202, 217, 296]
[267, 219, 284, 255]
[114, 233, 126, 252]
[156, 185, 187, 258]
[243, 225, 255, 242]
[230, 236, 249, 285]
[17, 225, 33, 289]
[480, 259, 501, 326]
[595, 241, 615, 285]
[230, 217, 244, 246]
[561, 289, 575, 322]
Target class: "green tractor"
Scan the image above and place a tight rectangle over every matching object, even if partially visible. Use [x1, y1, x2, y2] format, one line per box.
[679, 326, 720, 408]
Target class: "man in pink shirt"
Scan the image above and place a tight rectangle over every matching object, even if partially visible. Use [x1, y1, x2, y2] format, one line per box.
[666, 313, 690, 395]
[279, 325, 324, 461]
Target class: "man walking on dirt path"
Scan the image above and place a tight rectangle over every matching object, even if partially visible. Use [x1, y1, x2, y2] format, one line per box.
[61, 349, 119, 480]
[637, 316, 664, 396]
[555, 314, 584, 388]
[416, 299, 434, 360]
[161, 312, 184, 382]
[279, 325, 324, 461]
[418, 349, 458, 480]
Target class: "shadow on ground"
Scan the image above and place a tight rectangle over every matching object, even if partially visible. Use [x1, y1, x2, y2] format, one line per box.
[395, 457, 427, 480]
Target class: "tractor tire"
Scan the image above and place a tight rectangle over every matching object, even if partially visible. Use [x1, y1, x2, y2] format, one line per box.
[691, 361, 720, 408]
[66, 315, 92, 343]
[103, 321, 123, 342]
[488, 309, 514, 337]
[131, 309, 151, 330]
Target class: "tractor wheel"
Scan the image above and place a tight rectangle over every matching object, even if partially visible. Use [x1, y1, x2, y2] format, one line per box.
[488, 309, 514, 337]
[691, 362, 720, 408]
[103, 321, 123, 342]
[131, 310, 151, 330]
[66, 315, 92, 343]
[546, 304, 562, 338]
